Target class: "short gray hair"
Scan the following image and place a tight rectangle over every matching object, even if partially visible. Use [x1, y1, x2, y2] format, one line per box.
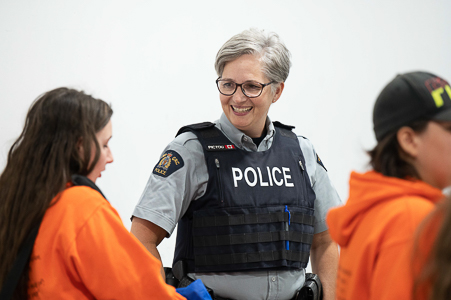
[215, 28, 292, 88]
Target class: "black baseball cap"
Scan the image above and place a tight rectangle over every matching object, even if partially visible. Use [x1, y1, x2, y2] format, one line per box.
[373, 71, 451, 142]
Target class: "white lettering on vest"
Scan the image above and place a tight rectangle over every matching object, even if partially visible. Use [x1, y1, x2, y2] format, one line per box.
[272, 167, 283, 186]
[244, 167, 257, 187]
[232, 166, 294, 188]
[257, 167, 269, 186]
[282, 167, 294, 187]
[266, 167, 273, 186]
[232, 167, 243, 187]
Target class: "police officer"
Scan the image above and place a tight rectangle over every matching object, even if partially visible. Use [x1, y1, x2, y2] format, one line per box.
[131, 28, 341, 300]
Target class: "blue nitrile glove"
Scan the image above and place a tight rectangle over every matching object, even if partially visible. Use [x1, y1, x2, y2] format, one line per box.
[176, 279, 212, 300]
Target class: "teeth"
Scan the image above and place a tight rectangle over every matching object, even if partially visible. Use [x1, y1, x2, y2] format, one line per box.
[232, 106, 252, 113]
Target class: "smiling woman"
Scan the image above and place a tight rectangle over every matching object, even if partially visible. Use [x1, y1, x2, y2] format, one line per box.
[218, 54, 283, 138]
[131, 28, 342, 300]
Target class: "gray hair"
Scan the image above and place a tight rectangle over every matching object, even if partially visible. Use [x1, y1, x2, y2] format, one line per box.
[214, 28, 292, 92]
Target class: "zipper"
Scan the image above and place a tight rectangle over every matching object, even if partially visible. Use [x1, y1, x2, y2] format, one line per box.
[284, 205, 291, 250]
[299, 160, 305, 172]
[215, 158, 224, 204]
[298, 158, 309, 198]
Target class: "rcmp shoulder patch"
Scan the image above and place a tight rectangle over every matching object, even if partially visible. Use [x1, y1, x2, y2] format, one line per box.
[316, 154, 327, 172]
[153, 150, 185, 177]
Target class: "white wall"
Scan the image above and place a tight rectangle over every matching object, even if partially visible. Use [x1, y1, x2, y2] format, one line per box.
[1, 0, 450, 268]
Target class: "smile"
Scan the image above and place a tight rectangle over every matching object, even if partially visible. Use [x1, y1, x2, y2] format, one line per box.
[232, 106, 252, 113]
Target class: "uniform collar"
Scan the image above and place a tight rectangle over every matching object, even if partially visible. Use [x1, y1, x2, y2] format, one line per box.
[216, 113, 275, 152]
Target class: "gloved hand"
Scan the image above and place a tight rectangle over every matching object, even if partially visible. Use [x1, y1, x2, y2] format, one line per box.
[176, 279, 212, 300]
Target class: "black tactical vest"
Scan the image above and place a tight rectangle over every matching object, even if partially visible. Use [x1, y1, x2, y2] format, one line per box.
[173, 122, 316, 273]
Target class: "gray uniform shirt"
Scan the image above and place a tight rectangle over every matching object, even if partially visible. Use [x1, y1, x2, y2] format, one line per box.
[133, 113, 342, 300]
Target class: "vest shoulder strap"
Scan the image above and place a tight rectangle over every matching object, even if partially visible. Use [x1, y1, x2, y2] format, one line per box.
[176, 122, 234, 151]
[273, 121, 297, 140]
[176, 122, 216, 137]
[273, 121, 295, 130]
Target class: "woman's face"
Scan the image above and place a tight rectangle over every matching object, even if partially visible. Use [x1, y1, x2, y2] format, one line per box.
[220, 54, 283, 138]
[412, 121, 451, 189]
[87, 120, 114, 183]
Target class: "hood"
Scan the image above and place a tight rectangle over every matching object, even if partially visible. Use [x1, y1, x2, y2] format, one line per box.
[327, 171, 443, 247]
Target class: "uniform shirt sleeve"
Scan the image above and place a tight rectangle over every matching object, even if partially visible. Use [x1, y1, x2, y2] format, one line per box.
[67, 200, 185, 299]
[298, 136, 342, 234]
[132, 132, 207, 236]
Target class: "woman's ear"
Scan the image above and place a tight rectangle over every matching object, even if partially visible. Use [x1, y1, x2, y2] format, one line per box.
[397, 126, 421, 158]
[272, 82, 285, 103]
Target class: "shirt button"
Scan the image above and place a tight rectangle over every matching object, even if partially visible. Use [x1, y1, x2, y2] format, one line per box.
[271, 277, 276, 282]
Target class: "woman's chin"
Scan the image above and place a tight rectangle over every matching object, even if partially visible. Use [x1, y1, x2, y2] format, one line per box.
[230, 119, 250, 130]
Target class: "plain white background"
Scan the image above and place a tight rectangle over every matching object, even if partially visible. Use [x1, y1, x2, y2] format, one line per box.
[1, 0, 451, 269]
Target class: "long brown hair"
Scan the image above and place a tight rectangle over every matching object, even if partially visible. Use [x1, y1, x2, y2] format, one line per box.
[413, 198, 451, 300]
[0, 87, 113, 298]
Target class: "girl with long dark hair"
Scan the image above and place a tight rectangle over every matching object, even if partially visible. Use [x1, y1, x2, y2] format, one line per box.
[0, 88, 185, 299]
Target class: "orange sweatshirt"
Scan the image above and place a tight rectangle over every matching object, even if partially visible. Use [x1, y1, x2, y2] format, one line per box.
[28, 185, 185, 300]
[326, 171, 443, 300]
[410, 201, 447, 299]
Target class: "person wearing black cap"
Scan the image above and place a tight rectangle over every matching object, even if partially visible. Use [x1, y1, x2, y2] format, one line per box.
[326, 71, 451, 300]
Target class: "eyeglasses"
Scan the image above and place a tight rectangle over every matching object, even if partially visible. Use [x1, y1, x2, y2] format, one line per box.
[216, 77, 275, 98]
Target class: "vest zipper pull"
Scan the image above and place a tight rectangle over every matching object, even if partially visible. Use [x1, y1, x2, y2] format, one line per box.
[215, 158, 220, 168]
[215, 158, 224, 203]
[299, 160, 305, 171]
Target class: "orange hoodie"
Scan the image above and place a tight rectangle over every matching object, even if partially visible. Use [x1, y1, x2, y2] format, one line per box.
[410, 200, 447, 299]
[326, 171, 443, 300]
[28, 185, 185, 300]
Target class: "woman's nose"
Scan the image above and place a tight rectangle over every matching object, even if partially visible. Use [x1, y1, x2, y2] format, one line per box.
[107, 150, 114, 164]
[232, 87, 248, 103]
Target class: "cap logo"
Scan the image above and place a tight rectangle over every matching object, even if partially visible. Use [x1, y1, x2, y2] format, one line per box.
[425, 77, 451, 108]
